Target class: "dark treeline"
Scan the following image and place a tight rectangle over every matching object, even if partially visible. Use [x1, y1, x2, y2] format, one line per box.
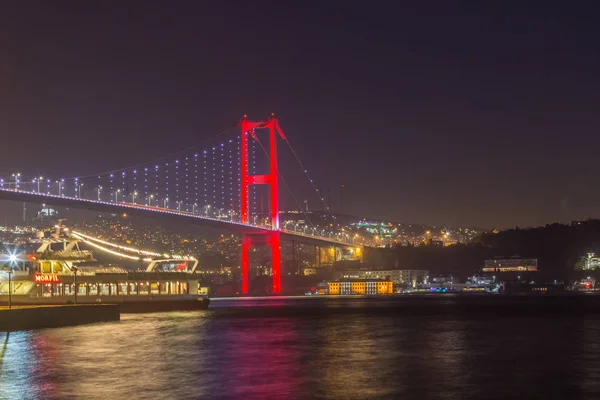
[363, 220, 600, 281]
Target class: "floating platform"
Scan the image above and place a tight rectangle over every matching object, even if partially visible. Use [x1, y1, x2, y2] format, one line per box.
[0, 304, 120, 332]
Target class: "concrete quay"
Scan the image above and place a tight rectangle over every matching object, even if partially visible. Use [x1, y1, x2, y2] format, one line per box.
[0, 304, 120, 332]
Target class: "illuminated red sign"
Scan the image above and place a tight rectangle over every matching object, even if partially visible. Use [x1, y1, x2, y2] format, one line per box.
[34, 274, 61, 283]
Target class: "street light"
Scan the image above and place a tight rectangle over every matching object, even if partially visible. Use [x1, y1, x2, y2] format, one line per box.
[176, 201, 182, 211]
[147, 194, 154, 206]
[96, 186, 102, 201]
[114, 188, 121, 203]
[7, 267, 13, 309]
[131, 191, 138, 204]
[164, 197, 169, 208]
[193, 203, 197, 214]
[36, 177, 43, 193]
[72, 266, 78, 304]
[12, 173, 21, 189]
[78, 182, 84, 198]
[54, 179, 65, 197]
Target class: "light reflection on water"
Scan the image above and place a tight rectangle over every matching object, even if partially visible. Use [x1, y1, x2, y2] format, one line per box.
[0, 296, 599, 399]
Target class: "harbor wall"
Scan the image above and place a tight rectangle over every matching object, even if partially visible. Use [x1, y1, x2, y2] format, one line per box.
[0, 304, 120, 332]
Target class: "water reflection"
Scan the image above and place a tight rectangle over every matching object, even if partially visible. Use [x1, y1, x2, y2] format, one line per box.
[582, 318, 600, 397]
[0, 297, 599, 399]
[205, 318, 303, 399]
[315, 314, 399, 399]
[419, 319, 468, 396]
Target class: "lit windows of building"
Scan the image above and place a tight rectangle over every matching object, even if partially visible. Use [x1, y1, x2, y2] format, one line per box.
[583, 253, 600, 270]
[482, 258, 538, 272]
[327, 280, 393, 295]
[336, 269, 429, 287]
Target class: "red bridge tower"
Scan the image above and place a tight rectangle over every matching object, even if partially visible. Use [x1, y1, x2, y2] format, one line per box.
[240, 114, 286, 294]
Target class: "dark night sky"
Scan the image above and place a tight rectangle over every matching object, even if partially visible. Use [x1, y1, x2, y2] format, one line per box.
[1, 1, 599, 228]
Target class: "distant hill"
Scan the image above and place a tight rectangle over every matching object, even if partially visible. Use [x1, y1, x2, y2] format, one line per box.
[363, 219, 600, 281]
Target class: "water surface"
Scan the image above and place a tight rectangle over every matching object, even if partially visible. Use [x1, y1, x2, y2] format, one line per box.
[1, 296, 598, 399]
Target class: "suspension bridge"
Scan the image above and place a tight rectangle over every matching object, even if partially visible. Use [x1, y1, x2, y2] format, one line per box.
[0, 114, 358, 294]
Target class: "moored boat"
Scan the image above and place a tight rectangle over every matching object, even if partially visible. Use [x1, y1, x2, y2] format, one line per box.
[0, 226, 210, 312]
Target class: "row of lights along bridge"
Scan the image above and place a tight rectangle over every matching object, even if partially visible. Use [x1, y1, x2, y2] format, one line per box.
[1, 173, 355, 242]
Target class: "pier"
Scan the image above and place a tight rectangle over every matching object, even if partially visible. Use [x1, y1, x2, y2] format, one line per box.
[0, 304, 120, 332]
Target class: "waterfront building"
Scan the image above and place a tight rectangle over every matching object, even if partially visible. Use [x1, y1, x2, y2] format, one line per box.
[482, 258, 538, 272]
[335, 269, 428, 287]
[328, 280, 393, 295]
[431, 276, 460, 284]
[583, 253, 600, 270]
[0, 235, 208, 310]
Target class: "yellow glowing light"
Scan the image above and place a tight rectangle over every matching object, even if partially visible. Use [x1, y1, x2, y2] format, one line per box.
[72, 230, 164, 258]
[72, 234, 141, 260]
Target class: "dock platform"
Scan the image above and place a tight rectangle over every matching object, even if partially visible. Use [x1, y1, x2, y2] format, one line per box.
[0, 304, 120, 332]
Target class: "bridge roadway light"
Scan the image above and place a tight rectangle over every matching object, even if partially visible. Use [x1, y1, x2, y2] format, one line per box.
[96, 186, 102, 201]
[115, 188, 121, 203]
[132, 191, 138, 204]
[78, 182, 83, 198]
[147, 194, 154, 206]
[12, 173, 21, 189]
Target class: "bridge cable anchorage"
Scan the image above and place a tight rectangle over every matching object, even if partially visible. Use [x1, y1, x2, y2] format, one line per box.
[62, 123, 238, 180]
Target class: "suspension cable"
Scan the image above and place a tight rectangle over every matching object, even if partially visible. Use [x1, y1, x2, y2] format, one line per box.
[64, 123, 238, 180]
[250, 132, 317, 231]
[281, 130, 338, 224]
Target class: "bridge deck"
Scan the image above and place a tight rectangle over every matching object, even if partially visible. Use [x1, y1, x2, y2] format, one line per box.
[0, 189, 355, 247]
